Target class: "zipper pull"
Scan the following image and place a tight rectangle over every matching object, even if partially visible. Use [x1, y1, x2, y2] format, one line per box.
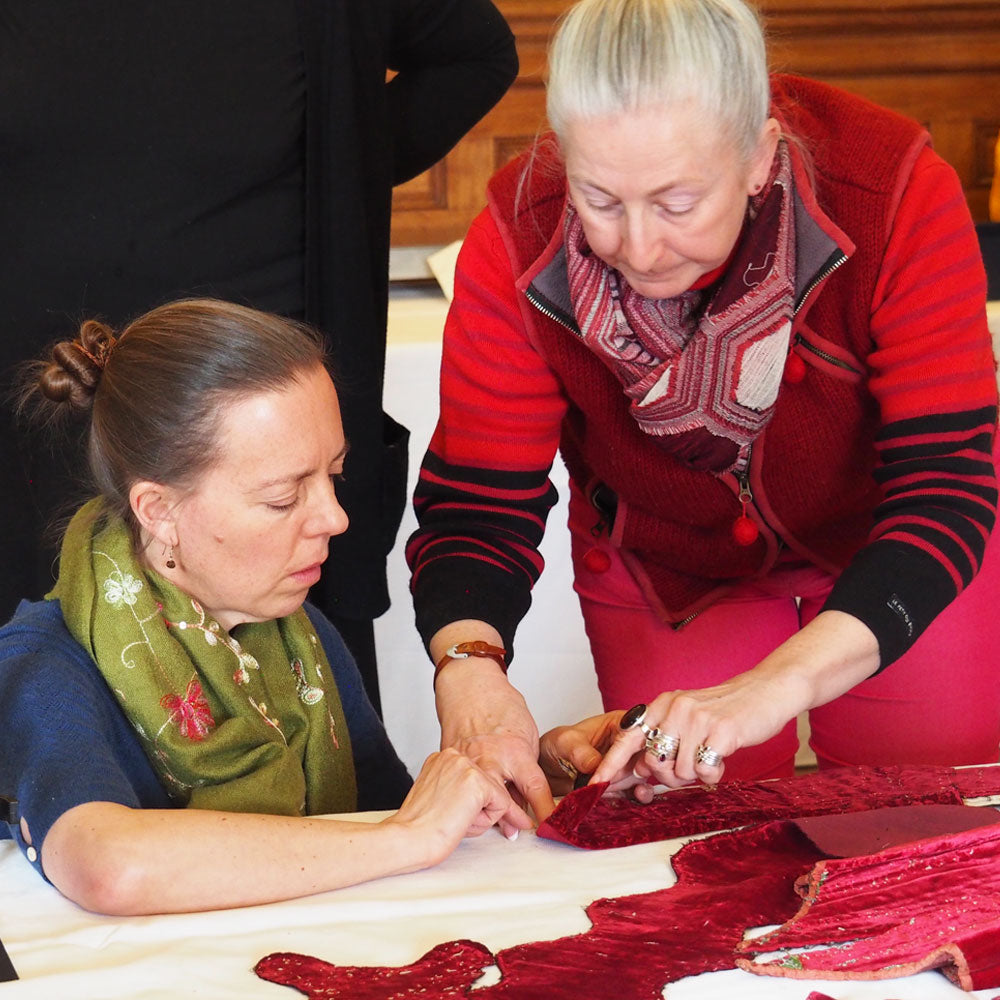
[732, 475, 759, 546]
[783, 350, 806, 384]
[583, 546, 612, 573]
[583, 485, 615, 573]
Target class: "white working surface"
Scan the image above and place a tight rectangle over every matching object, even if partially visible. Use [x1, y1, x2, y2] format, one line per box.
[1, 809, 998, 999]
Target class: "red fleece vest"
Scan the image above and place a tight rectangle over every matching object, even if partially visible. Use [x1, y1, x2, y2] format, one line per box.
[486, 75, 928, 621]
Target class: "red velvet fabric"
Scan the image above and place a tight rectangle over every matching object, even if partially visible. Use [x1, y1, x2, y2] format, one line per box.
[536, 765, 1000, 849]
[254, 941, 495, 998]
[737, 822, 1000, 990]
[253, 767, 1000, 998]
[255, 821, 820, 998]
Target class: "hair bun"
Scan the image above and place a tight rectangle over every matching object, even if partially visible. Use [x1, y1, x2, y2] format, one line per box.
[39, 319, 118, 415]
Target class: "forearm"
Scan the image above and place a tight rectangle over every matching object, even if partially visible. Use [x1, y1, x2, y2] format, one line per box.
[747, 608, 881, 715]
[860, 147, 998, 664]
[406, 208, 565, 652]
[592, 609, 882, 788]
[431, 620, 532, 741]
[42, 801, 436, 916]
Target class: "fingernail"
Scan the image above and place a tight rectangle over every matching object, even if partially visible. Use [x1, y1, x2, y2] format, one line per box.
[506, 828, 519, 841]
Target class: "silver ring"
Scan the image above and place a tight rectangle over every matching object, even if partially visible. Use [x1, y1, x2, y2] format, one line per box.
[640, 720, 659, 739]
[644, 732, 679, 762]
[695, 744, 724, 768]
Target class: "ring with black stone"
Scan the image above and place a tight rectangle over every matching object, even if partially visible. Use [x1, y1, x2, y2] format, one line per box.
[619, 703, 647, 731]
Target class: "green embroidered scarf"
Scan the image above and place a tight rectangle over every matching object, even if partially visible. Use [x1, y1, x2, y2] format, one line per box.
[50, 499, 357, 815]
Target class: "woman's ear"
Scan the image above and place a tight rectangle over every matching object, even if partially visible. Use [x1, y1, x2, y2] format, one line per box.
[129, 481, 181, 549]
[748, 117, 781, 194]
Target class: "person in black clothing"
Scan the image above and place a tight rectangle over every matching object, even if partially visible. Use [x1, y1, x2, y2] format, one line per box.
[0, 0, 518, 714]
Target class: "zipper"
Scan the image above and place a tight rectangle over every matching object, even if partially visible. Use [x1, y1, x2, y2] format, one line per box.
[728, 443, 781, 547]
[670, 609, 701, 631]
[525, 286, 580, 335]
[789, 250, 863, 374]
[793, 333, 863, 375]
[794, 250, 847, 316]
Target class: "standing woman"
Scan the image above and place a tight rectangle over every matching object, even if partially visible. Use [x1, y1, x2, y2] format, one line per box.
[0, 0, 518, 712]
[407, 0, 1000, 825]
[0, 300, 513, 914]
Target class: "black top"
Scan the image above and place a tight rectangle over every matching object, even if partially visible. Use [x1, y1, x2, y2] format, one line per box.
[0, 0, 517, 621]
[1, 1, 306, 356]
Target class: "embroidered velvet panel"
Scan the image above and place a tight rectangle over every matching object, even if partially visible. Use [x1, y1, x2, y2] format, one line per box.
[737, 821, 1000, 989]
[256, 821, 821, 998]
[535, 764, 1000, 849]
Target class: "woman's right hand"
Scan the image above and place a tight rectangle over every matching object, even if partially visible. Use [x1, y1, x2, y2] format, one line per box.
[384, 748, 513, 869]
[430, 621, 555, 835]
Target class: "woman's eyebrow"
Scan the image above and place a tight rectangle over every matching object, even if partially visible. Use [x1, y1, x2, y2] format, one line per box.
[248, 443, 350, 493]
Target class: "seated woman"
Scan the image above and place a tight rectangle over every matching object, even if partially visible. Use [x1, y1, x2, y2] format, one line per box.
[0, 299, 527, 915]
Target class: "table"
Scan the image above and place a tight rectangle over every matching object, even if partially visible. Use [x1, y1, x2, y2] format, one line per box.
[0, 808, 997, 999]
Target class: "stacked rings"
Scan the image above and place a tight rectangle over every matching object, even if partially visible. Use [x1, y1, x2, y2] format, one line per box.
[640, 722, 680, 763]
[695, 744, 724, 768]
[620, 704, 681, 763]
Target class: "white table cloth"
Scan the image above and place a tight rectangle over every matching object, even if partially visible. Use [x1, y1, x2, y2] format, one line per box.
[2, 808, 999, 999]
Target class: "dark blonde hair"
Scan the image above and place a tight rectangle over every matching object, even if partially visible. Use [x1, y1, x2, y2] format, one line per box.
[28, 299, 328, 535]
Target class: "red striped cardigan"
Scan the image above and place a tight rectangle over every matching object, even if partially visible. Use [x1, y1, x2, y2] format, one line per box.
[408, 75, 998, 668]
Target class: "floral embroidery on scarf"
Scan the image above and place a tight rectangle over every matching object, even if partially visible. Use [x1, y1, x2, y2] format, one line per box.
[227, 635, 260, 685]
[160, 677, 215, 741]
[102, 570, 143, 609]
[163, 599, 288, 742]
[291, 657, 325, 706]
[249, 697, 288, 744]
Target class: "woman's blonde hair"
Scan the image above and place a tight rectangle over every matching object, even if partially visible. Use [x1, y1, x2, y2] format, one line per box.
[546, 0, 771, 160]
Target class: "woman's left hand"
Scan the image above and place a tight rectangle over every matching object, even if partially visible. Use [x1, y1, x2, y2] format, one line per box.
[591, 671, 798, 789]
[590, 610, 882, 789]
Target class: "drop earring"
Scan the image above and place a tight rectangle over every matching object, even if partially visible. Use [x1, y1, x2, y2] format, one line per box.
[165, 546, 176, 570]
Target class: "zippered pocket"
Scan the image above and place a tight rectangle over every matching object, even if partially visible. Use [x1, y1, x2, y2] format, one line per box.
[792, 331, 864, 381]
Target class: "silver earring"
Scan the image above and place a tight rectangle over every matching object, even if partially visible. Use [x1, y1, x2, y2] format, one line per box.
[165, 547, 176, 570]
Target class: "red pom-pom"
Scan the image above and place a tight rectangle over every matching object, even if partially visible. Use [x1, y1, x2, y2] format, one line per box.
[582, 547, 612, 573]
[732, 515, 759, 546]
[783, 352, 807, 384]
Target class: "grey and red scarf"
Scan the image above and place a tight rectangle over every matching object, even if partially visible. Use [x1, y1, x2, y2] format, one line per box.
[564, 142, 796, 475]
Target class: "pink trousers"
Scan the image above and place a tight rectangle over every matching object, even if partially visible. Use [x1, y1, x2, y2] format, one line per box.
[568, 484, 1000, 781]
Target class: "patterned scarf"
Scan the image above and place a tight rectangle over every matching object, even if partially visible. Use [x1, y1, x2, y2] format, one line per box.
[50, 499, 357, 816]
[564, 142, 796, 474]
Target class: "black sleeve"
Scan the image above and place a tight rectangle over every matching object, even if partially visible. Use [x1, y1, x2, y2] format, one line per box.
[386, 0, 518, 184]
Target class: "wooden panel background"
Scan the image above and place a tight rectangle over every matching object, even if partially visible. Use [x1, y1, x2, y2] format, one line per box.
[390, 0, 1000, 247]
